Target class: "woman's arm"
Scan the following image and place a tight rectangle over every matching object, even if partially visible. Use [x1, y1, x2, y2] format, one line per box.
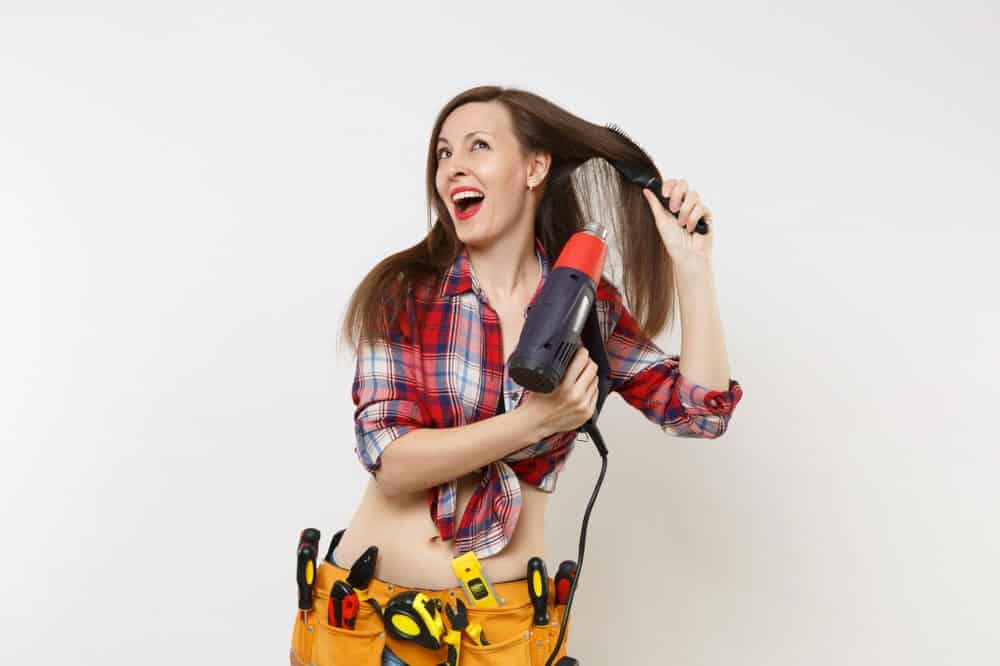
[375, 405, 544, 498]
[603, 275, 742, 437]
[676, 262, 732, 392]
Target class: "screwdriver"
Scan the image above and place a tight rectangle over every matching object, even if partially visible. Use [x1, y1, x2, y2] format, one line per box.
[296, 528, 321, 612]
[526, 557, 549, 626]
[554, 560, 577, 606]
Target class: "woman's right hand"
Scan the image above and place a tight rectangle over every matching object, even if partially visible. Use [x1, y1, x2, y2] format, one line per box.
[519, 347, 599, 440]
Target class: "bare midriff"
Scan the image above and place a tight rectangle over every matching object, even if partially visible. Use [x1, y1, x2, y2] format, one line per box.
[333, 471, 549, 590]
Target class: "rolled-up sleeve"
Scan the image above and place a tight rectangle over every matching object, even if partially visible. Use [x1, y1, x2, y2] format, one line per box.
[351, 293, 429, 475]
[604, 287, 743, 438]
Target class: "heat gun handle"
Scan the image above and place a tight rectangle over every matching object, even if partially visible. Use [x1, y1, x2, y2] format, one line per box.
[580, 299, 611, 421]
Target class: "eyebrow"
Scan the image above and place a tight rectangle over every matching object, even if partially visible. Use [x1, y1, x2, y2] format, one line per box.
[436, 130, 493, 145]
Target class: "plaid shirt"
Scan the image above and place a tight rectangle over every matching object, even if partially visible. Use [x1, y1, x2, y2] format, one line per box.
[352, 236, 743, 559]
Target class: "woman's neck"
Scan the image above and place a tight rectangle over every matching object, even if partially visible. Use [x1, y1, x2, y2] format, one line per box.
[466, 233, 539, 307]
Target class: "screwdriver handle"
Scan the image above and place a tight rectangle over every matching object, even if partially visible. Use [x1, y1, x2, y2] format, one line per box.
[554, 560, 577, 606]
[526, 557, 549, 626]
[296, 528, 321, 610]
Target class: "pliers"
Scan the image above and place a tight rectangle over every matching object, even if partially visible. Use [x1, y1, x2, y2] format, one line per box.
[437, 598, 489, 666]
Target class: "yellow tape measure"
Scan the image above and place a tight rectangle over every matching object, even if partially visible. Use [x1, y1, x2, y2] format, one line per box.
[384, 591, 445, 649]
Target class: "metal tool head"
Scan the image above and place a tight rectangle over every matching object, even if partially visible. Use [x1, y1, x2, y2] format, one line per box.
[444, 598, 469, 630]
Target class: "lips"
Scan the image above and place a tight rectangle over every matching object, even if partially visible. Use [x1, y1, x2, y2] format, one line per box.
[450, 186, 486, 221]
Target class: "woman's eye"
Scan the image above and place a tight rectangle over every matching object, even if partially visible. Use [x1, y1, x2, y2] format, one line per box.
[437, 139, 489, 160]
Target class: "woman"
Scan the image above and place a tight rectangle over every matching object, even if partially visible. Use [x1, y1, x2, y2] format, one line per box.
[290, 85, 743, 665]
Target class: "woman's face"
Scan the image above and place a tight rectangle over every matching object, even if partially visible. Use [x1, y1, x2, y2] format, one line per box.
[434, 101, 543, 247]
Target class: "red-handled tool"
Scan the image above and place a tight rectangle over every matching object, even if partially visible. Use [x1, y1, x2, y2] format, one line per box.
[554, 560, 577, 606]
[329, 580, 360, 629]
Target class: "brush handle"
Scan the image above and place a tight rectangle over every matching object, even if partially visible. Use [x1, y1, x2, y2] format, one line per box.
[602, 126, 710, 234]
[647, 178, 709, 235]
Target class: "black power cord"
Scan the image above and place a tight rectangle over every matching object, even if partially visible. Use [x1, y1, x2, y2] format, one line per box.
[545, 422, 608, 666]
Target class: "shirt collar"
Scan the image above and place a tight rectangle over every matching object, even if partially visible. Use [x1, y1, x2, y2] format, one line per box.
[441, 236, 549, 307]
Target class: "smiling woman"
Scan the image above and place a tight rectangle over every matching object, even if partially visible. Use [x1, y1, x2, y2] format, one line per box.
[431, 102, 556, 250]
[289, 85, 743, 666]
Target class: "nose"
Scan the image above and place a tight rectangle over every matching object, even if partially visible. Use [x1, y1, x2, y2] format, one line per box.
[446, 152, 472, 180]
[447, 163, 468, 181]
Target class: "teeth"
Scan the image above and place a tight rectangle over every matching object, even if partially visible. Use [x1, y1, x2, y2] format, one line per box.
[452, 190, 484, 202]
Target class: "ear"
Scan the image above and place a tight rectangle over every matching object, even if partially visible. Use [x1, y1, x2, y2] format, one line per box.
[526, 149, 552, 187]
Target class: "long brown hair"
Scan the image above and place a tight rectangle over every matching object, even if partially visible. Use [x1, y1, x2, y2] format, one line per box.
[338, 85, 678, 354]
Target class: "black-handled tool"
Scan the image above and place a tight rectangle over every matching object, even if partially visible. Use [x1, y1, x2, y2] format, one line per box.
[347, 545, 378, 591]
[527, 556, 550, 626]
[296, 528, 321, 611]
[325, 528, 345, 564]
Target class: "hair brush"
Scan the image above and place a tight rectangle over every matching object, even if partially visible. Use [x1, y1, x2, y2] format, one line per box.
[604, 123, 710, 235]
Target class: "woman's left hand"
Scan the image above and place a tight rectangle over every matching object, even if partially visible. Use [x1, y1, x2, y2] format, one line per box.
[642, 178, 714, 275]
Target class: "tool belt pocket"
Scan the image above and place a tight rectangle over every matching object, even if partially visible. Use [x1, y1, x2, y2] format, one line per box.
[316, 594, 386, 665]
[530, 604, 572, 666]
[290, 598, 386, 666]
[315, 617, 385, 665]
[459, 631, 531, 665]
[459, 601, 531, 666]
[457, 599, 572, 666]
[459, 599, 573, 666]
[289, 611, 317, 666]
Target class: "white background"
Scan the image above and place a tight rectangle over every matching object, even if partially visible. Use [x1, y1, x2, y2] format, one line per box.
[2, 2, 998, 664]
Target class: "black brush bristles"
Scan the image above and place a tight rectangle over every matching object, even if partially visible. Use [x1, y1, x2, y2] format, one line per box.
[604, 123, 709, 235]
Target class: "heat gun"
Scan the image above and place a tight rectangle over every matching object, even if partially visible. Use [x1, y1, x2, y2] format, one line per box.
[509, 220, 613, 439]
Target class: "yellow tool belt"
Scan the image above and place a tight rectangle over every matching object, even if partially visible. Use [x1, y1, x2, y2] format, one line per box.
[290, 557, 572, 666]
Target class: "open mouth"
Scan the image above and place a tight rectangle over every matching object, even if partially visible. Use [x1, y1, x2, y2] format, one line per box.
[454, 193, 485, 220]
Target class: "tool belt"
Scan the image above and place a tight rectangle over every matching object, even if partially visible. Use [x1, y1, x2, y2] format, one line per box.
[290, 528, 575, 666]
